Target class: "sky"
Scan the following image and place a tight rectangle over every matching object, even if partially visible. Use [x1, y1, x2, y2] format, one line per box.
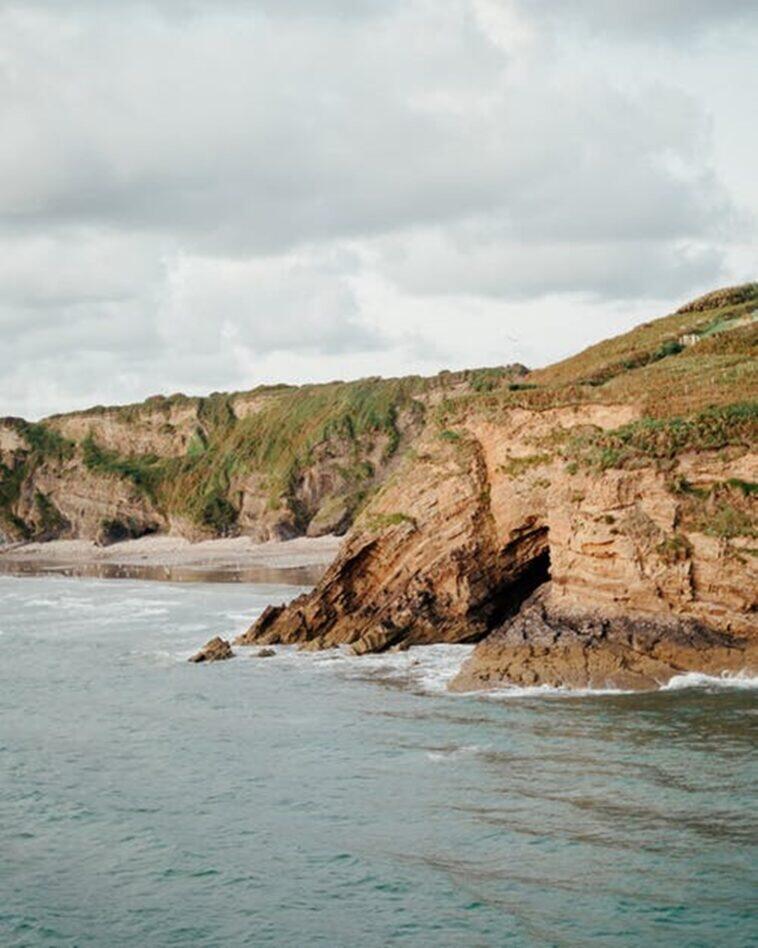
[1, 0, 756, 419]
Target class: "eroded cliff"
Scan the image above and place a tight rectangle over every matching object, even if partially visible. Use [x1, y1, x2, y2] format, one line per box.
[0, 367, 525, 545]
[237, 284, 757, 689]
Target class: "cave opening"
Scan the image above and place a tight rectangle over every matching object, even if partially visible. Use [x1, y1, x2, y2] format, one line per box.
[484, 530, 551, 633]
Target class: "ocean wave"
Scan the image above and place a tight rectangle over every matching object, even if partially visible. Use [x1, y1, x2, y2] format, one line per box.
[661, 671, 758, 691]
[465, 672, 758, 700]
[236, 641, 475, 693]
[332, 644, 476, 693]
[479, 684, 636, 700]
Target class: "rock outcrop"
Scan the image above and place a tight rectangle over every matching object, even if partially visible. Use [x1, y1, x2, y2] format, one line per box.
[189, 637, 234, 663]
[235, 285, 757, 690]
[450, 586, 755, 691]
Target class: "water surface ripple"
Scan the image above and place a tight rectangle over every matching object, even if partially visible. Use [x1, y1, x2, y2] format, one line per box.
[0, 576, 755, 947]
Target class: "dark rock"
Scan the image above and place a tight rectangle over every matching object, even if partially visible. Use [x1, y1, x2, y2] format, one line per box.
[189, 636, 234, 663]
[451, 585, 755, 692]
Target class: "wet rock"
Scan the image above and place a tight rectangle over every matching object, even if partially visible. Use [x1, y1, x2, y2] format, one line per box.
[298, 638, 324, 652]
[188, 636, 234, 663]
[450, 585, 756, 693]
[255, 648, 276, 658]
[351, 624, 403, 656]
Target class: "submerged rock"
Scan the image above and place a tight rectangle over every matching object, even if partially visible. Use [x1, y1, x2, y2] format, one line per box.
[189, 636, 234, 663]
[255, 648, 276, 658]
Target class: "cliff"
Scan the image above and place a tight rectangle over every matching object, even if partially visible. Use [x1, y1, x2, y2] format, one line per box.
[236, 284, 757, 689]
[0, 367, 526, 546]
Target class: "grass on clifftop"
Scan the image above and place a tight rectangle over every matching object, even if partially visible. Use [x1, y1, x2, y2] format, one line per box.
[436, 284, 757, 427]
[565, 403, 757, 471]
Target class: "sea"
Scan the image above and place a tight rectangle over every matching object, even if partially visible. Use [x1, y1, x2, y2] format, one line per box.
[1, 574, 756, 947]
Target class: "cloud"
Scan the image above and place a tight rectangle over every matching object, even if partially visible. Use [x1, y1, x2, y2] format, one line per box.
[0, 0, 395, 17]
[519, 0, 758, 37]
[380, 231, 724, 301]
[159, 250, 385, 356]
[0, 0, 754, 417]
[0, 3, 733, 254]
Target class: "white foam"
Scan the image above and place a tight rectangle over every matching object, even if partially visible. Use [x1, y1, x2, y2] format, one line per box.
[200, 637, 758, 699]
[661, 671, 758, 691]
[335, 643, 476, 693]
[478, 683, 635, 700]
[239, 642, 475, 693]
[426, 743, 487, 762]
[461, 672, 758, 700]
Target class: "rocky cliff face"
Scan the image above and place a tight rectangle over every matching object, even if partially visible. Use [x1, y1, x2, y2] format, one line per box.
[238, 403, 756, 686]
[0, 367, 525, 545]
[237, 285, 757, 689]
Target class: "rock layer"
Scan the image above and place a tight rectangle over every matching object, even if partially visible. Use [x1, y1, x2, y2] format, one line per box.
[450, 586, 756, 692]
[237, 399, 756, 689]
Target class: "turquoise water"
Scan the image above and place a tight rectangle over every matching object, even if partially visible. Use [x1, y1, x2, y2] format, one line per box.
[1, 575, 756, 947]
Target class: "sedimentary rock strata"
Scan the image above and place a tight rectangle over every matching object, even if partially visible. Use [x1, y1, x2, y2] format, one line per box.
[238, 403, 756, 688]
[449, 586, 755, 691]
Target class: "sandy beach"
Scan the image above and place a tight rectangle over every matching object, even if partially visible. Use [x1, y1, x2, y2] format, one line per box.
[0, 534, 341, 584]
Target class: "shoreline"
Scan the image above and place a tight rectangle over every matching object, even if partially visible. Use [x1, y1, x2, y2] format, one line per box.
[0, 534, 341, 585]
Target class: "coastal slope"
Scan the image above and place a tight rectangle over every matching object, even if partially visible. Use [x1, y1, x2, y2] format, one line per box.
[237, 284, 758, 689]
[0, 367, 525, 546]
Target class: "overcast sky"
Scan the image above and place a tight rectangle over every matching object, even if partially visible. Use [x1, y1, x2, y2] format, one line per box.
[1, 0, 756, 419]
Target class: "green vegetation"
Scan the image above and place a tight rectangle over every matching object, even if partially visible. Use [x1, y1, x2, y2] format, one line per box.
[197, 393, 236, 432]
[675, 479, 756, 540]
[697, 504, 755, 539]
[198, 492, 237, 534]
[657, 533, 693, 564]
[33, 491, 67, 537]
[499, 454, 551, 478]
[468, 368, 507, 393]
[62, 375, 434, 534]
[567, 403, 757, 471]
[17, 421, 74, 460]
[726, 478, 758, 497]
[186, 431, 207, 459]
[0, 421, 75, 537]
[81, 435, 166, 502]
[652, 339, 684, 361]
[0, 459, 30, 537]
[0, 460, 25, 509]
[161, 375, 428, 529]
[365, 512, 417, 531]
